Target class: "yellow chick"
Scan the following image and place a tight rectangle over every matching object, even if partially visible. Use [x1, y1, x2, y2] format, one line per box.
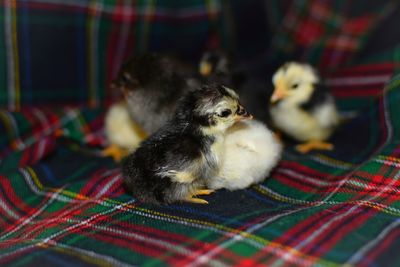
[207, 119, 282, 190]
[102, 102, 147, 161]
[269, 62, 340, 153]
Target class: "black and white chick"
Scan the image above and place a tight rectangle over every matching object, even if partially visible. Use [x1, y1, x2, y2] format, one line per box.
[269, 62, 340, 153]
[113, 53, 200, 134]
[122, 84, 252, 204]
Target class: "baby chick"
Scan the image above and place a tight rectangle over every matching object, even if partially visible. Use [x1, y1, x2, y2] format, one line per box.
[122, 84, 252, 204]
[269, 62, 340, 153]
[198, 50, 271, 120]
[102, 102, 147, 161]
[113, 53, 199, 134]
[103, 53, 199, 161]
[199, 50, 232, 84]
[207, 119, 282, 191]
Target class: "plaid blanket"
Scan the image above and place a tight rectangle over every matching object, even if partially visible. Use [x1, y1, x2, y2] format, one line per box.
[2, 1, 400, 266]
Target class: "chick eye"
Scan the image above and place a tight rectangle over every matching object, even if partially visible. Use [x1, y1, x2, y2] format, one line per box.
[219, 109, 232, 117]
[291, 83, 299, 89]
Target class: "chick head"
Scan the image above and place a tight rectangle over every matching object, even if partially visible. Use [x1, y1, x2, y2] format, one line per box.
[199, 51, 231, 77]
[270, 62, 319, 105]
[176, 84, 252, 134]
[111, 53, 183, 95]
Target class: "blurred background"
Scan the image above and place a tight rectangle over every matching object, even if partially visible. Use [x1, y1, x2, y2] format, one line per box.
[2, 3, 400, 266]
[0, 0, 399, 110]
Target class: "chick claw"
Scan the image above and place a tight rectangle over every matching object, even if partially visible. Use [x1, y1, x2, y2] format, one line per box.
[185, 189, 215, 204]
[194, 189, 214, 196]
[102, 144, 129, 162]
[296, 140, 334, 154]
[185, 197, 209, 204]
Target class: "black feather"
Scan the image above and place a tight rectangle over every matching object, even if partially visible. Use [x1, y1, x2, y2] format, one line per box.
[300, 83, 331, 112]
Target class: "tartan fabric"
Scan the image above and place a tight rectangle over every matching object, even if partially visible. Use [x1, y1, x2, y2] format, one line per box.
[267, 0, 398, 71]
[2, 1, 400, 266]
[1, 64, 400, 266]
[0, 0, 223, 110]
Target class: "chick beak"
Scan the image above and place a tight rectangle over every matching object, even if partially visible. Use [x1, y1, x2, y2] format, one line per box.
[270, 80, 288, 103]
[200, 62, 212, 76]
[235, 105, 253, 121]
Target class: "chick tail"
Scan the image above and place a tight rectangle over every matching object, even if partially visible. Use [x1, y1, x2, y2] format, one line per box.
[121, 154, 161, 204]
[122, 174, 163, 205]
[338, 111, 359, 125]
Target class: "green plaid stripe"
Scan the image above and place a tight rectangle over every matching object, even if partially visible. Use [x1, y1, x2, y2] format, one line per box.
[1, 60, 400, 265]
[270, 0, 397, 70]
[0, 0, 224, 109]
[1, 1, 400, 266]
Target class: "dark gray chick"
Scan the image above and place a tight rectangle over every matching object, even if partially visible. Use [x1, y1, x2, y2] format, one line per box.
[112, 53, 200, 134]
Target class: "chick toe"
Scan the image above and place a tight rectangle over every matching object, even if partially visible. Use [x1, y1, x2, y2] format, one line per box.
[296, 140, 334, 154]
[183, 189, 214, 204]
[185, 196, 209, 204]
[102, 144, 129, 162]
[194, 189, 214, 196]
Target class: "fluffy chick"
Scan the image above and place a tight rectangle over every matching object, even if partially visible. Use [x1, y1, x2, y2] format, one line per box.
[122, 84, 252, 204]
[207, 119, 282, 191]
[103, 53, 199, 161]
[199, 50, 232, 84]
[113, 53, 199, 134]
[102, 102, 147, 161]
[269, 62, 340, 153]
[199, 50, 271, 120]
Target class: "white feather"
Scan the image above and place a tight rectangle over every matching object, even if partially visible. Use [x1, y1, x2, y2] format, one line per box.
[207, 120, 282, 190]
[104, 102, 144, 152]
[270, 96, 339, 142]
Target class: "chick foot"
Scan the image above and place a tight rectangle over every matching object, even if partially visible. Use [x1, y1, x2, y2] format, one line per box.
[102, 144, 129, 162]
[55, 128, 64, 137]
[185, 189, 214, 204]
[296, 140, 334, 154]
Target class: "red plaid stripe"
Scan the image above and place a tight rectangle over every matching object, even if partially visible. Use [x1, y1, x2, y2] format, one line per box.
[274, 1, 396, 69]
